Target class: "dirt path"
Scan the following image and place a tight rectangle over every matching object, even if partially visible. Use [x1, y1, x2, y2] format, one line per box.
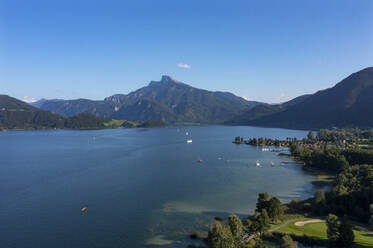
[269, 218, 306, 231]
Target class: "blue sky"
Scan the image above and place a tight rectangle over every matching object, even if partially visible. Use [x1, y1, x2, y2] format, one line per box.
[1, 0, 372, 103]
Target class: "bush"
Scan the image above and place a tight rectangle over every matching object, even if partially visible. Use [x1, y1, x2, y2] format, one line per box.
[280, 235, 298, 248]
[190, 232, 200, 239]
[214, 216, 224, 222]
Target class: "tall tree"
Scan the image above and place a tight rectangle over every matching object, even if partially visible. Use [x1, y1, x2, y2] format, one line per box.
[315, 191, 326, 205]
[256, 192, 269, 213]
[314, 191, 326, 214]
[307, 131, 315, 141]
[326, 214, 339, 242]
[268, 197, 283, 221]
[228, 214, 246, 247]
[260, 209, 270, 233]
[251, 209, 270, 235]
[337, 216, 355, 247]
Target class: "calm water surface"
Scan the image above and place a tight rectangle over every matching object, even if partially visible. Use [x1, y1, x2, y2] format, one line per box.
[0, 126, 319, 247]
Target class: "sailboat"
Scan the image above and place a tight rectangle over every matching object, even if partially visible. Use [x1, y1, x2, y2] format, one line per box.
[186, 131, 192, 143]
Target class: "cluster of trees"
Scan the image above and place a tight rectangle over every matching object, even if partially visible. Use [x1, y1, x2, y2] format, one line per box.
[290, 145, 349, 172]
[304, 129, 373, 149]
[326, 214, 355, 247]
[245, 138, 282, 146]
[290, 132, 373, 223]
[137, 120, 168, 128]
[64, 113, 111, 129]
[249, 209, 270, 236]
[207, 215, 247, 248]
[245, 194, 285, 245]
[255, 193, 284, 222]
[298, 164, 373, 223]
[206, 193, 287, 248]
[342, 149, 373, 165]
[329, 164, 373, 222]
[290, 144, 373, 172]
[309, 129, 373, 143]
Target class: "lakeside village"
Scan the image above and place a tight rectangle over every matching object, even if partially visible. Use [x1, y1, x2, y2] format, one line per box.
[233, 129, 373, 151]
[187, 129, 373, 248]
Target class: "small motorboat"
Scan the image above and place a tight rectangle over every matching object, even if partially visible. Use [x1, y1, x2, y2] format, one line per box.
[186, 139, 192, 143]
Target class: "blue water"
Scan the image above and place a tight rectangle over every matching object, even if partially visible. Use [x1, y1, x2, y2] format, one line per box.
[0, 126, 318, 247]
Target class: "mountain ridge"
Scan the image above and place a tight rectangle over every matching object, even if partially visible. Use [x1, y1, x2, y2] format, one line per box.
[34, 76, 263, 124]
[29, 67, 373, 129]
[228, 67, 373, 129]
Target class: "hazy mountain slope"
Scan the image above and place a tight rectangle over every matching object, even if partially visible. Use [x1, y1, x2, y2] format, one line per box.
[227, 94, 310, 125]
[30, 98, 49, 108]
[38, 99, 114, 118]
[112, 98, 177, 122]
[246, 67, 373, 129]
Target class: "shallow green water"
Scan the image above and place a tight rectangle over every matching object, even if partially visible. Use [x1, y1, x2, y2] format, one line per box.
[0, 126, 319, 247]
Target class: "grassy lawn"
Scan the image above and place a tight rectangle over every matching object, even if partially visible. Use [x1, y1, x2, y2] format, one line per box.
[276, 220, 373, 247]
[358, 144, 373, 149]
[104, 119, 125, 127]
[104, 120, 140, 128]
[269, 214, 306, 229]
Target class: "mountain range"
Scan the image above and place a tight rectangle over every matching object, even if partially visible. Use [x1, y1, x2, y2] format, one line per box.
[4, 67, 373, 130]
[227, 67, 373, 129]
[34, 76, 262, 124]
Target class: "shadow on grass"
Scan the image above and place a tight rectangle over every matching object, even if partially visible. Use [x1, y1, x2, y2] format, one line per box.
[361, 233, 373, 238]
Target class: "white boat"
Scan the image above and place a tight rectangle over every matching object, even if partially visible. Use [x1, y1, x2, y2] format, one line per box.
[187, 139, 193, 143]
[256, 160, 262, 167]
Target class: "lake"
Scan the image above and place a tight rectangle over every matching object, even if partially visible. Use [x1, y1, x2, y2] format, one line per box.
[0, 126, 319, 247]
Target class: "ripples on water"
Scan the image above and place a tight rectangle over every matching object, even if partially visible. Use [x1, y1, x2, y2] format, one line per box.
[0, 126, 320, 247]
